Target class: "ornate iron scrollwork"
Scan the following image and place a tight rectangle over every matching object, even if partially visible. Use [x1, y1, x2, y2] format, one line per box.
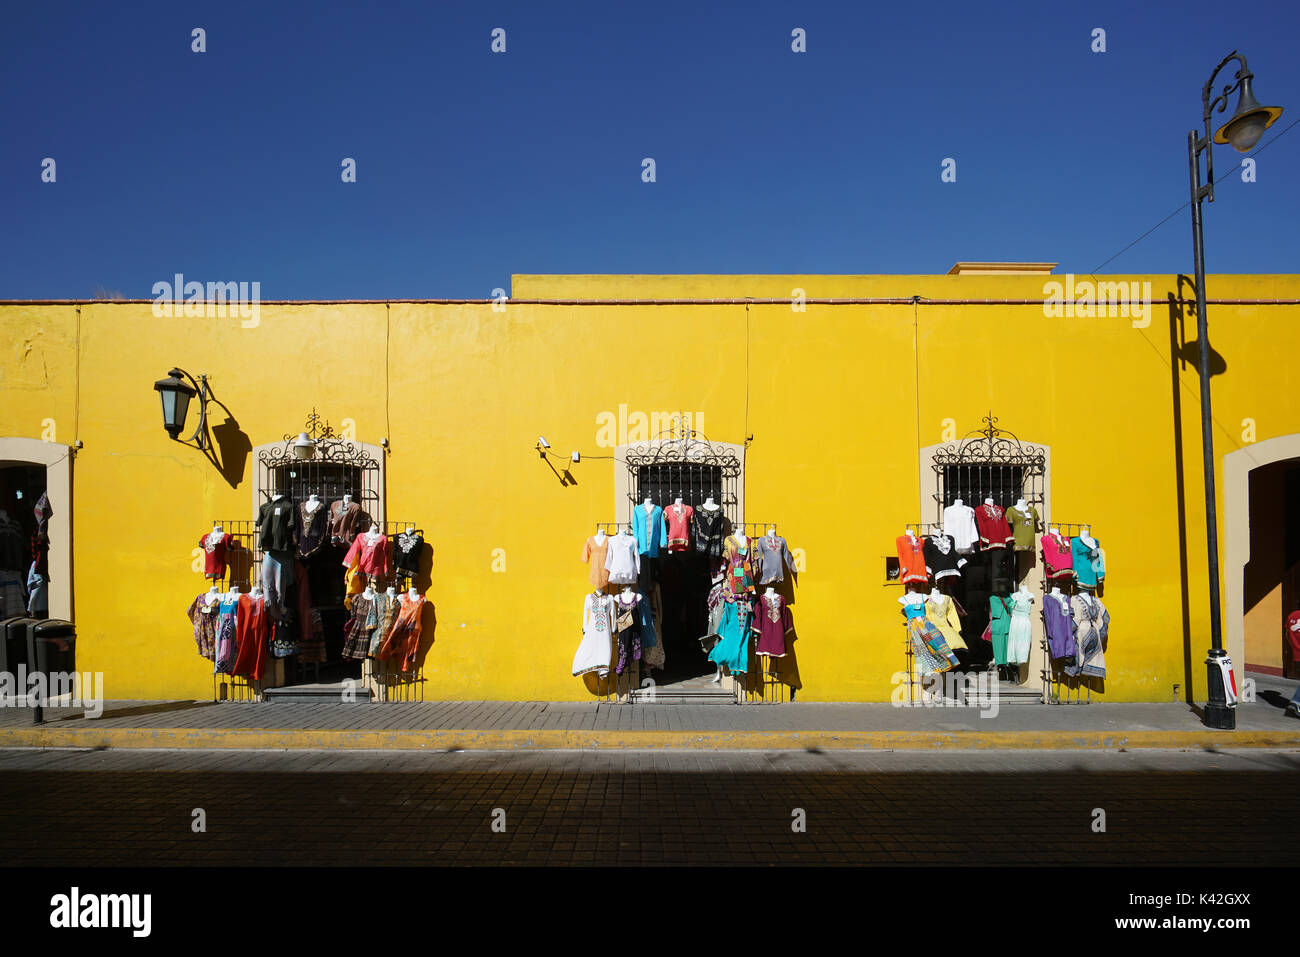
[932, 413, 1046, 472]
[256, 409, 379, 471]
[623, 432, 742, 477]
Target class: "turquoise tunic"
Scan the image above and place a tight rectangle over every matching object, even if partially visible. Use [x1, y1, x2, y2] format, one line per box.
[1072, 536, 1105, 588]
[708, 600, 753, 674]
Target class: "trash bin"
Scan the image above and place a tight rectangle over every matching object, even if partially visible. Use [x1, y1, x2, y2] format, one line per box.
[25, 619, 76, 724]
[0, 616, 36, 675]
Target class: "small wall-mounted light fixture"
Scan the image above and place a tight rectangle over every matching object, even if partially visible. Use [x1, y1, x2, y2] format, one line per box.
[293, 432, 316, 460]
[571, 451, 581, 463]
[535, 436, 551, 458]
[381, 437, 390, 449]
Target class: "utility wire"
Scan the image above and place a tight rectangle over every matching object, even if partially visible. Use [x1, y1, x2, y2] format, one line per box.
[1090, 115, 1299, 275]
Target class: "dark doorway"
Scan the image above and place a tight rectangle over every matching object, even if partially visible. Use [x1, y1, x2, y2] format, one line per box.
[0, 464, 47, 618]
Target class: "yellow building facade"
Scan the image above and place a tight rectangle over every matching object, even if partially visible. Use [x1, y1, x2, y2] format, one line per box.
[1, 269, 1297, 703]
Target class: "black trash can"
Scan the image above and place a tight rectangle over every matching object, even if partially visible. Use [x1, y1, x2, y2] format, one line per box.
[0, 616, 36, 676]
[25, 619, 76, 724]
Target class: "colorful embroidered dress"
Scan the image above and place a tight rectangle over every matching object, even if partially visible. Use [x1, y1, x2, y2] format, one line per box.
[185, 594, 221, 660]
[213, 596, 239, 672]
[755, 593, 794, 657]
[639, 584, 665, 670]
[722, 536, 757, 598]
[341, 593, 375, 660]
[663, 504, 694, 552]
[901, 596, 959, 677]
[343, 532, 390, 578]
[367, 592, 398, 657]
[393, 532, 423, 580]
[573, 592, 616, 677]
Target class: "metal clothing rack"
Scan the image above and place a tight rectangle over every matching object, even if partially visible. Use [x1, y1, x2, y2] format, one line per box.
[1039, 521, 1094, 704]
[206, 516, 426, 702]
[589, 520, 786, 704]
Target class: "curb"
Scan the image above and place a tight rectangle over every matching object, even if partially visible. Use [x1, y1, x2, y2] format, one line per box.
[2, 727, 1300, 751]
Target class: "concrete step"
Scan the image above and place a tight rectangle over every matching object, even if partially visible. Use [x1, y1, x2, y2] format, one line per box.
[263, 683, 373, 704]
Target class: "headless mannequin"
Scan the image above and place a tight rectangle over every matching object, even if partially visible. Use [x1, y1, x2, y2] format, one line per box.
[305, 494, 322, 514]
[363, 583, 376, 600]
[983, 497, 995, 507]
[702, 496, 719, 512]
[407, 587, 419, 601]
[1014, 498, 1027, 511]
[643, 497, 655, 516]
[1079, 526, 1097, 548]
[905, 526, 918, 543]
[249, 585, 263, 599]
[594, 529, 606, 545]
[952, 498, 963, 507]
[385, 586, 397, 598]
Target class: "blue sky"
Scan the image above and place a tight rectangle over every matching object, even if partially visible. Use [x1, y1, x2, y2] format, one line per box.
[2, 0, 1297, 299]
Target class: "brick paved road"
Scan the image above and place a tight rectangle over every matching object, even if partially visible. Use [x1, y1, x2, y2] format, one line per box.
[1, 748, 1296, 866]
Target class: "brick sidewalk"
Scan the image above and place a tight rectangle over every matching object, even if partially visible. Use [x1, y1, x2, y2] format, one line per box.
[1, 697, 1298, 750]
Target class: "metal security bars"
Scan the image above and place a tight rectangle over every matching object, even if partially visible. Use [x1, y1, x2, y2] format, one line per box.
[257, 410, 382, 520]
[931, 413, 1045, 517]
[624, 434, 742, 523]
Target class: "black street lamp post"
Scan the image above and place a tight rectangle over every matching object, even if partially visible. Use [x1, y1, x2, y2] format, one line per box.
[1187, 52, 1282, 730]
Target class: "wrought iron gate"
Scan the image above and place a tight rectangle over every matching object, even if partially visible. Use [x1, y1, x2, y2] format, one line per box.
[931, 413, 1045, 519]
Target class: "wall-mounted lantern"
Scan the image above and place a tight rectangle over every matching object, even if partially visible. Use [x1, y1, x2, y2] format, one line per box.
[153, 368, 209, 450]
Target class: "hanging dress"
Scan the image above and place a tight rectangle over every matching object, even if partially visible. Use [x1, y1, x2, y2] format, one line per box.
[902, 597, 959, 677]
[755, 593, 794, 658]
[1070, 594, 1109, 678]
[573, 592, 616, 677]
[377, 593, 427, 672]
[699, 572, 727, 656]
[230, 594, 270, 681]
[613, 594, 642, 675]
[639, 584, 665, 671]
[185, 594, 220, 661]
[213, 596, 239, 673]
[1007, 591, 1034, 664]
[924, 594, 966, 651]
[722, 536, 756, 598]
[341, 593, 375, 660]
[988, 595, 1012, 665]
[1043, 593, 1077, 662]
[709, 598, 754, 674]
[367, 592, 398, 657]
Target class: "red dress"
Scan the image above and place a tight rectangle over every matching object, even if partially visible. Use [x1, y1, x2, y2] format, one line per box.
[974, 503, 1013, 549]
[663, 504, 694, 552]
[230, 594, 270, 680]
[1041, 533, 1075, 581]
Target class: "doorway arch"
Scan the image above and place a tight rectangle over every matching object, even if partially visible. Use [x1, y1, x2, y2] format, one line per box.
[0, 437, 73, 619]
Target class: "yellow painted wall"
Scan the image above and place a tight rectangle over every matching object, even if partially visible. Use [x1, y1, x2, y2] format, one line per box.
[1, 272, 1298, 702]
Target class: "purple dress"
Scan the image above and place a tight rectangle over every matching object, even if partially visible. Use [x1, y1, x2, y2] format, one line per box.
[1043, 594, 1076, 661]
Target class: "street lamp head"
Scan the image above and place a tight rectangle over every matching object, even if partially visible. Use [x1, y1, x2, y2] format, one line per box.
[1214, 74, 1283, 152]
[153, 369, 197, 439]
